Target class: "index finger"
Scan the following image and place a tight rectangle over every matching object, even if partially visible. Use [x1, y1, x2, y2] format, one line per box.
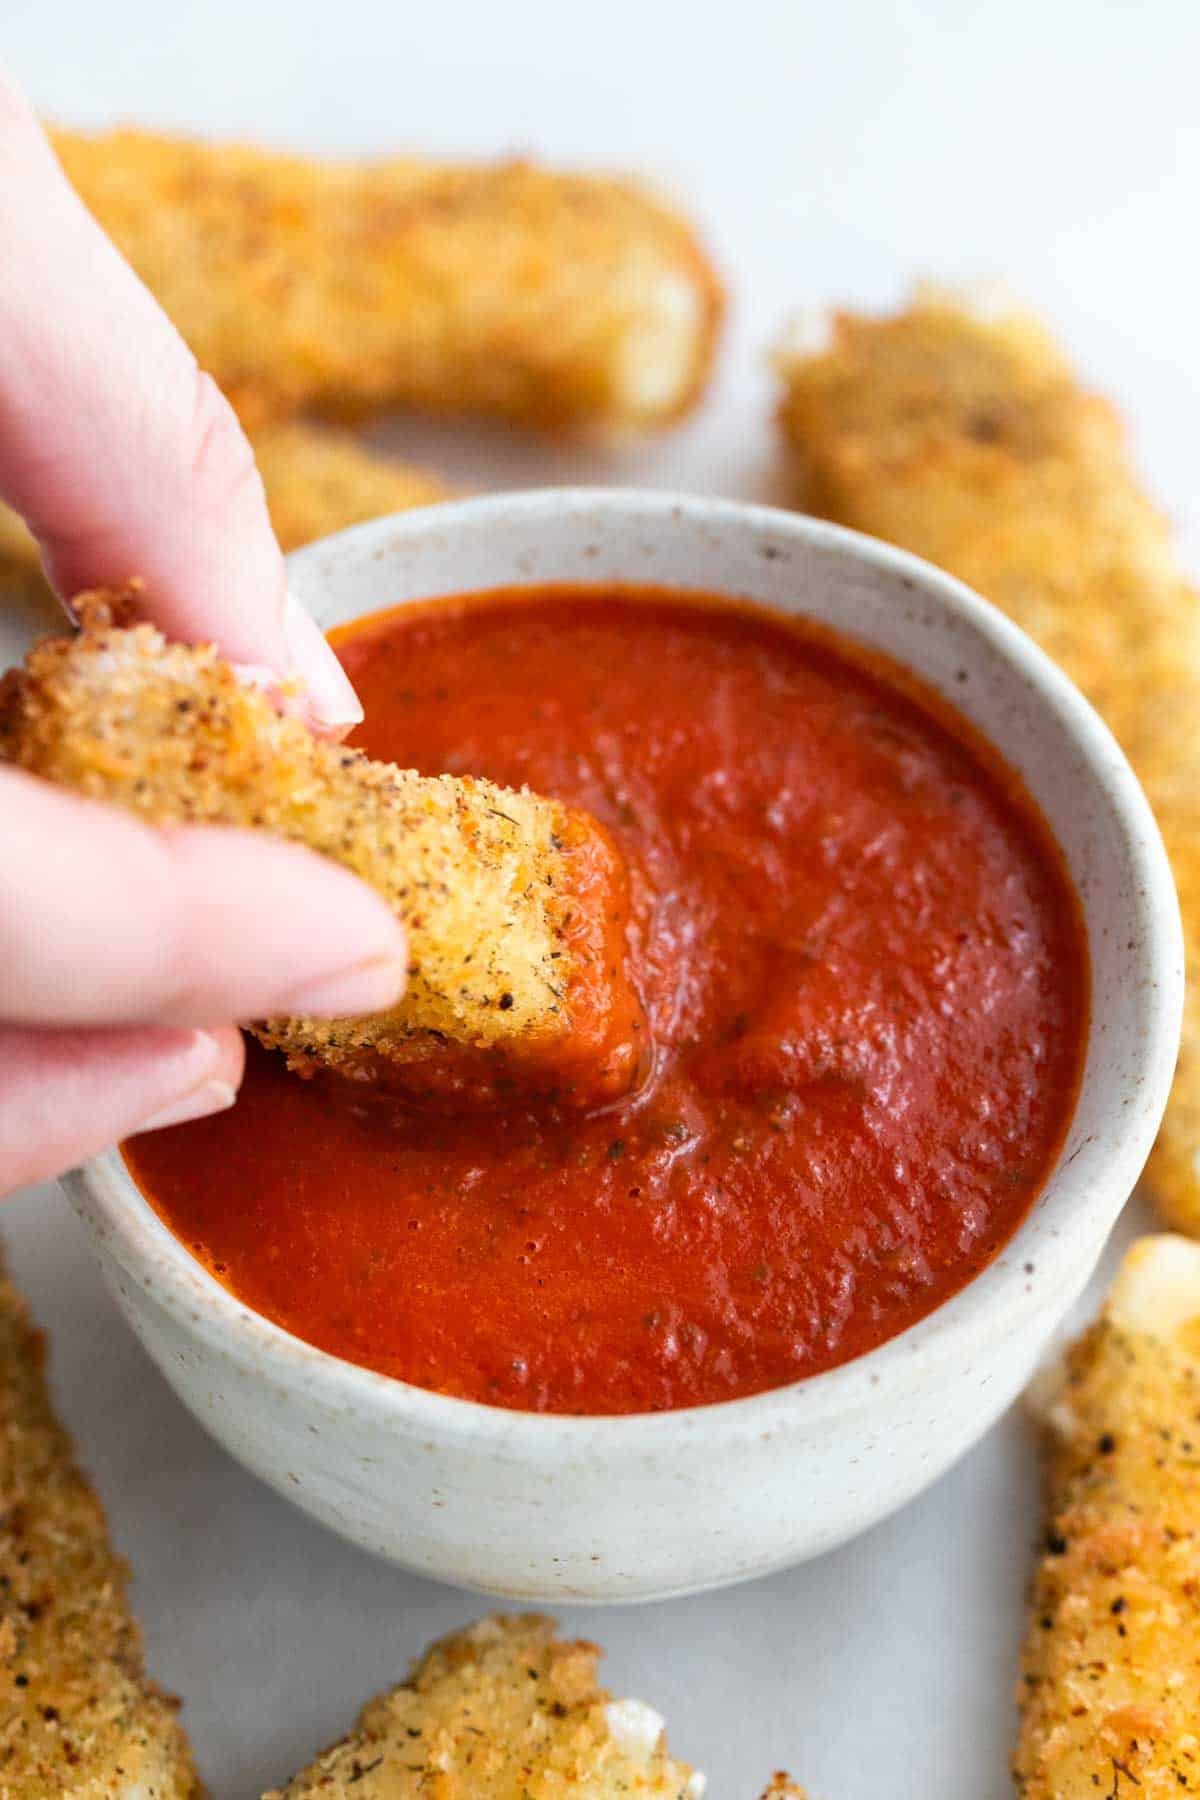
[0, 68, 360, 732]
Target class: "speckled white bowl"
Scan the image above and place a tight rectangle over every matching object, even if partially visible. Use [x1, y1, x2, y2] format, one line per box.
[64, 490, 1182, 1602]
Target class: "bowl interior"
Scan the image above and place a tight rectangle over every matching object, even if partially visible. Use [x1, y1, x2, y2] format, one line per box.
[71, 489, 1183, 1445]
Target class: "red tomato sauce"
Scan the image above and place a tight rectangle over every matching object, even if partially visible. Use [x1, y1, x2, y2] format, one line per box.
[125, 587, 1089, 1415]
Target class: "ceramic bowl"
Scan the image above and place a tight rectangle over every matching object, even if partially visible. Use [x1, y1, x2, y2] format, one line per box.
[64, 490, 1183, 1602]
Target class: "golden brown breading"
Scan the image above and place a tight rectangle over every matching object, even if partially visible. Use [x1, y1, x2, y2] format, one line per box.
[247, 423, 445, 552]
[0, 506, 57, 637]
[263, 1613, 704, 1799]
[0, 591, 642, 1103]
[0, 505, 37, 584]
[52, 128, 724, 434]
[0, 419, 443, 623]
[0, 1245, 200, 1797]
[775, 287, 1200, 1233]
[1015, 1235, 1200, 1798]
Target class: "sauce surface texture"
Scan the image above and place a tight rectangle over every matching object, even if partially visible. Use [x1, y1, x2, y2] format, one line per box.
[126, 587, 1088, 1414]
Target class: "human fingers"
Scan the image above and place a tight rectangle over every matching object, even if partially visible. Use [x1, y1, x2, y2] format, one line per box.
[0, 1022, 244, 1194]
[0, 768, 407, 1028]
[0, 69, 359, 731]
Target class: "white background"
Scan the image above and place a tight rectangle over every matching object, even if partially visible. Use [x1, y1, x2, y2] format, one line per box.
[2, 2, 1198, 1793]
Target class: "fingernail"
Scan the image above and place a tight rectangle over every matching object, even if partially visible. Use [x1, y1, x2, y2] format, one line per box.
[279, 954, 408, 1019]
[138, 1079, 238, 1134]
[283, 590, 363, 731]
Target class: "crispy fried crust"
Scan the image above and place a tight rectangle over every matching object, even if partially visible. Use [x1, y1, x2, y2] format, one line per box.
[246, 424, 445, 552]
[0, 1246, 200, 1797]
[263, 1614, 703, 1798]
[0, 591, 641, 1102]
[775, 288, 1200, 1233]
[1015, 1236, 1200, 1797]
[0, 419, 444, 626]
[52, 128, 724, 434]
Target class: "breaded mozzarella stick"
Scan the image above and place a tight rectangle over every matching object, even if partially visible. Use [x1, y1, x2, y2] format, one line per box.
[0, 593, 643, 1105]
[0, 1248, 200, 1796]
[775, 287, 1200, 1234]
[1016, 1235, 1200, 1797]
[263, 1613, 705, 1799]
[53, 128, 724, 433]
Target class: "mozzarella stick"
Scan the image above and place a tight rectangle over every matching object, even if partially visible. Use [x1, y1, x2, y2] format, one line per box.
[1016, 1235, 1200, 1797]
[52, 128, 724, 434]
[0, 591, 644, 1106]
[775, 288, 1200, 1233]
[263, 1614, 706, 1799]
[0, 1246, 200, 1797]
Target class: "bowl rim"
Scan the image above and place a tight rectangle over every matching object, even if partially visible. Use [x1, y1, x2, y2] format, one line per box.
[65, 487, 1185, 1457]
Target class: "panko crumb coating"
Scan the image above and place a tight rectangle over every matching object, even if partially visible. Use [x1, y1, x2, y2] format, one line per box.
[0, 1247, 200, 1797]
[0, 591, 643, 1105]
[263, 1613, 704, 1799]
[1016, 1235, 1200, 1797]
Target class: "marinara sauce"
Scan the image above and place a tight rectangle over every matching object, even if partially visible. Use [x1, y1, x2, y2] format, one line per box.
[126, 587, 1089, 1414]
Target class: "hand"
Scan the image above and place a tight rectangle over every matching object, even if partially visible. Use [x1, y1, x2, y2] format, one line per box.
[0, 71, 407, 1191]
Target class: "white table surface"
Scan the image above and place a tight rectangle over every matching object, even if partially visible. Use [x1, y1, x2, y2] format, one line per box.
[2, 2, 1198, 1792]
